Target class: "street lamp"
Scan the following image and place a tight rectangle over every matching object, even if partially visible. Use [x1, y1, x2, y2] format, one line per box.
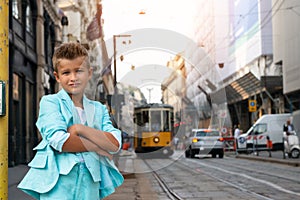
[113, 34, 131, 89]
[147, 88, 153, 103]
[112, 34, 131, 128]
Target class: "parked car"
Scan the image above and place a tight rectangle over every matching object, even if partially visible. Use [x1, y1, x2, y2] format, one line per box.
[185, 129, 224, 158]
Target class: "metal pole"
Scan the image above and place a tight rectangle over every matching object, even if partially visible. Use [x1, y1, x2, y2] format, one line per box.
[113, 35, 117, 88]
[113, 34, 131, 88]
[147, 88, 153, 103]
[0, 1, 9, 199]
[112, 35, 119, 127]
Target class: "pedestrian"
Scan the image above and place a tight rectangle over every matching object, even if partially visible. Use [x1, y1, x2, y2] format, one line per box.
[234, 124, 241, 139]
[18, 42, 123, 200]
[283, 118, 295, 154]
[266, 135, 273, 157]
[173, 137, 179, 150]
[283, 119, 294, 136]
[234, 124, 241, 150]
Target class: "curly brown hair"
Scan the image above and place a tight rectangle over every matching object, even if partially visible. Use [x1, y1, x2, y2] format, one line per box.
[52, 42, 90, 72]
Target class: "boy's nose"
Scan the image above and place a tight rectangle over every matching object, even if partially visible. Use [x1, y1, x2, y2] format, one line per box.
[70, 72, 78, 80]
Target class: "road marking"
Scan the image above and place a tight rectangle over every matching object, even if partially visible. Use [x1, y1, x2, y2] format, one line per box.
[188, 159, 300, 197]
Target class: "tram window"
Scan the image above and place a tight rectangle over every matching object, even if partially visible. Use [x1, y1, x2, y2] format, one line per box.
[150, 111, 161, 131]
[136, 113, 143, 126]
[142, 111, 149, 123]
[162, 111, 170, 131]
[171, 112, 174, 130]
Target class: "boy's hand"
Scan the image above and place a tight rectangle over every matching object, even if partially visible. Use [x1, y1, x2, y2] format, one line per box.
[96, 148, 113, 160]
[67, 124, 84, 135]
[68, 125, 113, 160]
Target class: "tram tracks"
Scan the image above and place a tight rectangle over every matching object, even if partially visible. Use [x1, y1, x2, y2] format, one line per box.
[143, 159, 184, 200]
[144, 155, 300, 200]
[179, 156, 300, 199]
[172, 158, 274, 200]
[142, 157, 270, 200]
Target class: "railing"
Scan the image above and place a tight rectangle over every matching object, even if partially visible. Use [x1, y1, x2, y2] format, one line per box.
[223, 136, 235, 151]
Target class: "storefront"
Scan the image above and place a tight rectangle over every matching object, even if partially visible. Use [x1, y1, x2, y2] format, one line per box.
[214, 69, 284, 132]
[9, 0, 38, 166]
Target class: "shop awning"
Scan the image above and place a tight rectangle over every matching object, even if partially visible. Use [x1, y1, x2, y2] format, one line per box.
[225, 72, 262, 104]
[211, 72, 283, 105]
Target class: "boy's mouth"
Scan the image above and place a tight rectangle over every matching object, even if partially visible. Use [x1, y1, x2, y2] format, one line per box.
[69, 83, 80, 87]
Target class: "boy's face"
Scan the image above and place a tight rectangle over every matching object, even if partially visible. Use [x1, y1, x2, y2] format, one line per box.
[54, 56, 92, 96]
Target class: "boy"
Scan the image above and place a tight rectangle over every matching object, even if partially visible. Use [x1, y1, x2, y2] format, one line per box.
[18, 42, 123, 199]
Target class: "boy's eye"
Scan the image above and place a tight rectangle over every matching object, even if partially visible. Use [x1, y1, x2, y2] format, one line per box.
[62, 71, 70, 75]
[77, 69, 84, 73]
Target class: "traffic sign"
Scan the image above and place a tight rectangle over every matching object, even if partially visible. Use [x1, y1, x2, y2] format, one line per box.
[248, 100, 257, 112]
[221, 127, 227, 134]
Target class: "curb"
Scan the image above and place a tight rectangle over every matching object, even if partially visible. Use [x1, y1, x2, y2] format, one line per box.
[121, 171, 135, 179]
[235, 154, 300, 167]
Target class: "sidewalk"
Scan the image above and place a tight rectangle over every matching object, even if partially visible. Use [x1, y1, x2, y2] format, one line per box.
[234, 151, 300, 167]
[7, 151, 158, 200]
[8, 165, 34, 200]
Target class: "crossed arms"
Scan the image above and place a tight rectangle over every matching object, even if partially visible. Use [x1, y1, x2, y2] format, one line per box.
[62, 124, 120, 160]
[36, 95, 121, 160]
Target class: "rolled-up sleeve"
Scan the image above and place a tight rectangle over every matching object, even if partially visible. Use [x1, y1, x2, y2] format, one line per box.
[101, 105, 122, 154]
[36, 96, 69, 152]
[48, 131, 70, 152]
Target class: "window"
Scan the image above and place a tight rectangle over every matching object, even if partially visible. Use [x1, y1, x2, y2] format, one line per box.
[196, 131, 207, 137]
[26, 3, 33, 33]
[207, 131, 220, 137]
[196, 130, 220, 137]
[253, 124, 267, 135]
[12, 0, 22, 20]
[162, 110, 170, 131]
[150, 111, 161, 131]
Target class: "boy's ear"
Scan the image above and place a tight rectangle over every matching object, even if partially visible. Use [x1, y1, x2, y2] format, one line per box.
[53, 71, 60, 82]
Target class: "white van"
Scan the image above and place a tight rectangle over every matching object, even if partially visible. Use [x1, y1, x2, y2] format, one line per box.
[293, 110, 300, 133]
[237, 113, 291, 153]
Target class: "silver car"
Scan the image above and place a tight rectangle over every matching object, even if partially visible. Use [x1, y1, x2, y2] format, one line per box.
[185, 129, 224, 158]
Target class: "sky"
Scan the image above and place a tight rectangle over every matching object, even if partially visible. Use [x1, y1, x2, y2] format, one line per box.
[101, 0, 198, 39]
[101, 0, 199, 103]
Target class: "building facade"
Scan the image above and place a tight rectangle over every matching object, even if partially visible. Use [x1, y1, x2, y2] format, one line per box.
[216, 0, 282, 132]
[184, 0, 289, 134]
[272, 0, 300, 112]
[8, 0, 104, 166]
[9, 0, 61, 166]
[10, 0, 37, 166]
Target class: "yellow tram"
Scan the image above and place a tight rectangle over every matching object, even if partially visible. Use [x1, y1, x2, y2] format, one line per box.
[133, 103, 174, 156]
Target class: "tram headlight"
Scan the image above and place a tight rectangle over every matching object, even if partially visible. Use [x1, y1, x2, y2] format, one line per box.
[153, 137, 160, 143]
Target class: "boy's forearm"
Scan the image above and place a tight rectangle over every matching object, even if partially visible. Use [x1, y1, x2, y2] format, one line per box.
[62, 133, 92, 152]
[68, 124, 119, 152]
[62, 134, 112, 159]
[62, 132, 103, 152]
[82, 127, 120, 152]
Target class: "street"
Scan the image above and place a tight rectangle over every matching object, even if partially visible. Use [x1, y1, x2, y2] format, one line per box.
[10, 150, 300, 200]
[138, 150, 300, 200]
